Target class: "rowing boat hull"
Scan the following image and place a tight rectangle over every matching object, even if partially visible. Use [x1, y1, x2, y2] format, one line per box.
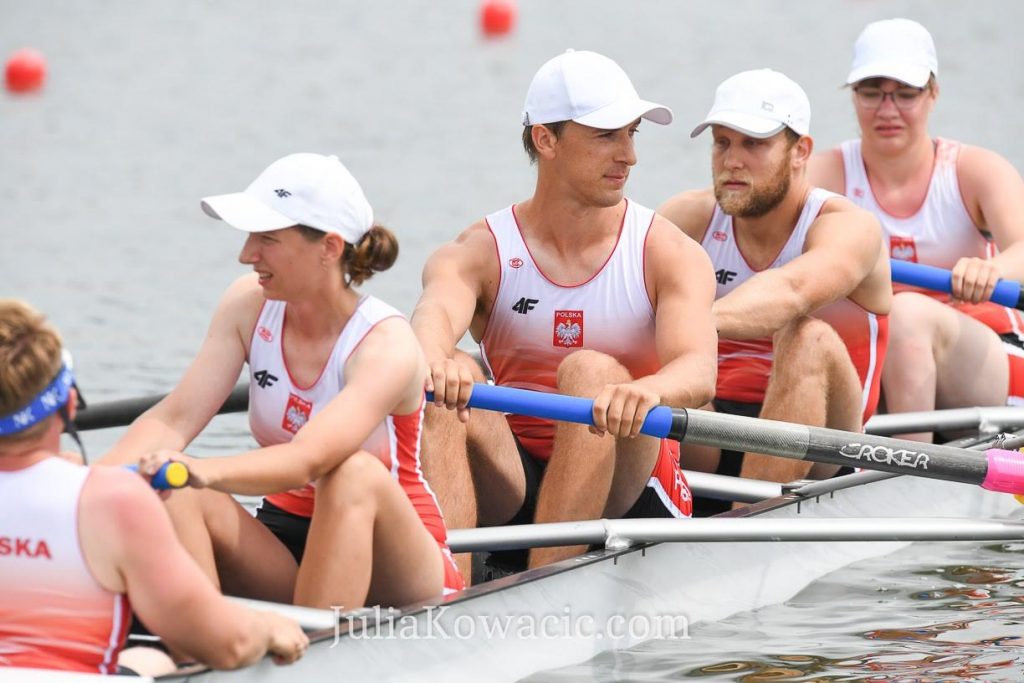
[150, 474, 1018, 683]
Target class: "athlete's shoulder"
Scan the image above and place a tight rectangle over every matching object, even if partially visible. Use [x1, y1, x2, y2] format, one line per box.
[218, 273, 266, 313]
[957, 143, 1023, 183]
[808, 147, 846, 193]
[80, 466, 163, 533]
[811, 193, 882, 247]
[656, 188, 716, 241]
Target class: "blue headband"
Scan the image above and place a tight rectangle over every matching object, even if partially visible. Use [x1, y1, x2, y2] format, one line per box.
[0, 363, 74, 436]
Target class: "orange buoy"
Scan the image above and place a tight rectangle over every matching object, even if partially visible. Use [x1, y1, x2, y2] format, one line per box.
[480, 0, 515, 37]
[5, 48, 46, 93]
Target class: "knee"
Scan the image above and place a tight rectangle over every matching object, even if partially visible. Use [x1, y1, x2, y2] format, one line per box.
[317, 451, 390, 510]
[556, 350, 631, 393]
[888, 293, 945, 345]
[773, 317, 846, 373]
[775, 316, 841, 353]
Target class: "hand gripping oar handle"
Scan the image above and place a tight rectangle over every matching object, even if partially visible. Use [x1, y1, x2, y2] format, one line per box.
[125, 462, 189, 490]
[426, 383, 680, 438]
[433, 383, 1024, 495]
[890, 260, 1024, 310]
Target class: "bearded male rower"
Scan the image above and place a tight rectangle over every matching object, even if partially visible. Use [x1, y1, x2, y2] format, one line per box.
[413, 49, 717, 571]
[658, 69, 892, 505]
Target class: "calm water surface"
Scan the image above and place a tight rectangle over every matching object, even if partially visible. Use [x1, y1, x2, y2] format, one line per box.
[532, 538, 1024, 682]
[3, 1, 1024, 679]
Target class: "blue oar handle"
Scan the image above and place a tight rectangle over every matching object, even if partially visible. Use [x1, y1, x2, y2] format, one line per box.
[890, 260, 1024, 310]
[425, 383, 675, 438]
[125, 462, 189, 490]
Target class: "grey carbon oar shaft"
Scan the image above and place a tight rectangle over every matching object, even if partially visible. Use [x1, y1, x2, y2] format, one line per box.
[459, 384, 1024, 494]
[679, 409, 988, 483]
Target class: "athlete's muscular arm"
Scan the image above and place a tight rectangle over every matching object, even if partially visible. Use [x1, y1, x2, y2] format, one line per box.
[410, 221, 496, 419]
[100, 276, 258, 466]
[140, 319, 421, 495]
[80, 468, 308, 668]
[715, 201, 884, 340]
[953, 145, 1024, 301]
[592, 218, 718, 438]
[807, 148, 846, 195]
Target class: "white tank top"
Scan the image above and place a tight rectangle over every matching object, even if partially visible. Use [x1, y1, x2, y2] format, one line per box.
[248, 297, 446, 543]
[700, 188, 887, 421]
[840, 138, 992, 268]
[480, 199, 659, 460]
[0, 457, 129, 673]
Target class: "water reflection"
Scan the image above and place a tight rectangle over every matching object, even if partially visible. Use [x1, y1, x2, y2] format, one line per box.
[682, 554, 1024, 681]
[534, 541, 1024, 681]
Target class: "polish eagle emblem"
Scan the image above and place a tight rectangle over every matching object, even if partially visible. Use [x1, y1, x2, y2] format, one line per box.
[555, 321, 581, 347]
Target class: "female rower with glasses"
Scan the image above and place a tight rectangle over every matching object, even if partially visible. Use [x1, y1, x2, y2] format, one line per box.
[810, 18, 1024, 442]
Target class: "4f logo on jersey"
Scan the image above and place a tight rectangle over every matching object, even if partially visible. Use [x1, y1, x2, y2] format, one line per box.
[512, 297, 539, 314]
[282, 393, 312, 435]
[715, 269, 737, 285]
[254, 370, 278, 389]
[553, 310, 583, 348]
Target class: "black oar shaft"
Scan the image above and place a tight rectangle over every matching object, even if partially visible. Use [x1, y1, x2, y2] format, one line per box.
[73, 383, 249, 431]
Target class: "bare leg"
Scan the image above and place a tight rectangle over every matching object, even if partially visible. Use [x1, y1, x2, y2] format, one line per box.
[883, 293, 1008, 442]
[163, 487, 297, 603]
[293, 451, 444, 609]
[420, 351, 523, 582]
[740, 317, 862, 485]
[529, 350, 659, 568]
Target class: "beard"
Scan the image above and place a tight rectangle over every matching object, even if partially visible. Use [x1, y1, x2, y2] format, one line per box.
[714, 156, 792, 218]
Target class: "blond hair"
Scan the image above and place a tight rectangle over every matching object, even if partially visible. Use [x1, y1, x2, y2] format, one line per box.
[0, 299, 64, 443]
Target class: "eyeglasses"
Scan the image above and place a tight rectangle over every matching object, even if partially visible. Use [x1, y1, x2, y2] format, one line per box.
[853, 86, 929, 111]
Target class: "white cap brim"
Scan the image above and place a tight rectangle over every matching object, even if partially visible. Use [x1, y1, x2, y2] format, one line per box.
[690, 111, 786, 139]
[200, 192, 298, 233]
[574, 98, 673, 130]
[846, 62, 932, 88]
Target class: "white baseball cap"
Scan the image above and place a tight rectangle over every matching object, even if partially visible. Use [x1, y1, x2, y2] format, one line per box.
[691, 69, 811, 139]
[201, 153, 374, 244]
[847, 18, 938, 88]
[522, 49, 673, 130]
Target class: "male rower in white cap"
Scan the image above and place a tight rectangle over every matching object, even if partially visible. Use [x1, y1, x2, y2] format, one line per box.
[0, 299, 307, 675]
[810, 19, 1024, 441]
[413, 49, 717, 570]
[659, 69, 892, 506]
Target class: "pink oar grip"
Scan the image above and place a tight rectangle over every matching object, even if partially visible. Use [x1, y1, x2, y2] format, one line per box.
[982, 449, 1024, 494]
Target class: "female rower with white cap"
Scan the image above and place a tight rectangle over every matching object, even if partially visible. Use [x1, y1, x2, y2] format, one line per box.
[102, 153, 463, 609]
[810, 18, 1024, 441]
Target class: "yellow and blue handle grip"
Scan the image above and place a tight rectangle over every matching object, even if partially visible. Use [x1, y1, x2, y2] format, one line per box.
[125, 462, 189, 490]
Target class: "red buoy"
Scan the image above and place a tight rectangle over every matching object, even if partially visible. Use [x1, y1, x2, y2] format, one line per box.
[5, 48, 46, 93]
[480, 0, 515, 37]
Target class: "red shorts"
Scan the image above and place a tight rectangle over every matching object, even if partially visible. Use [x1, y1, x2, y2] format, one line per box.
[953, 300, 1024, 404]
[440, 544, 465, 593]
[640, 439, 693, 518]
[511, 437, 692, 522]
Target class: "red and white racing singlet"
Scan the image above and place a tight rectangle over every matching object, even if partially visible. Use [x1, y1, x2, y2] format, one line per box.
[0, 458, 129, 673]
[480, 200, 660, 461]
[843, 137, 1024, 401]
[701, 187, 888, 423]
[248, 297, 448, 548]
